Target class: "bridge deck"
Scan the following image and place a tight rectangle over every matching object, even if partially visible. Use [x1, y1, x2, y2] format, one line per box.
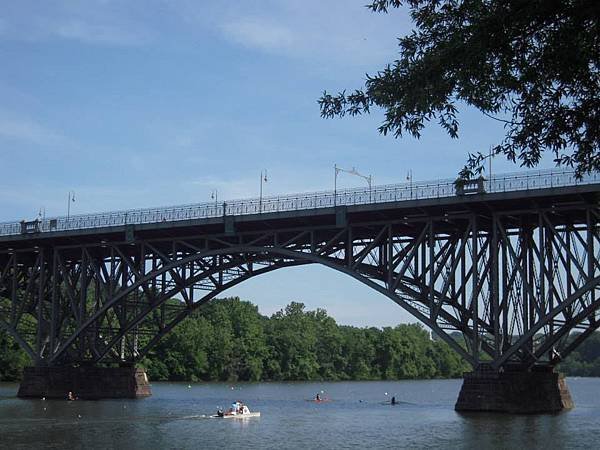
[1, 179, 598, 250]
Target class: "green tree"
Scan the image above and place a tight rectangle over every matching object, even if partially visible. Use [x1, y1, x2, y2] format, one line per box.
[266, 302, 319, 380]
[211, 298, 268, 381]
[319, 0, 600, 178]
[429, 339, 470, 378]
[143, 313, 212, 381]
[0, 329, 30, 381]
[340, 326, 380, 380]
[0, 294, 481, 383]
[311, 308, 345, 380]
[560, 332, 600, 377]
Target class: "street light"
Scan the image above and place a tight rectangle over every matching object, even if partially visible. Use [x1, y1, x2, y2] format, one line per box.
[259, 169, 268, 213]
[334, 164, 373, 205]
[406, 170, 413, 199]
[488, 146, 494, 180]
[210, 190, 218, 209]
[67, 191, 76, 220]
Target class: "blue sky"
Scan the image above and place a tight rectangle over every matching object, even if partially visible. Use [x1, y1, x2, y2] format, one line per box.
[0, 1, 557, 327]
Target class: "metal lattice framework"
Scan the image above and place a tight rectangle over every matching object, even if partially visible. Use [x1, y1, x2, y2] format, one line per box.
[0, 176, 599, 371]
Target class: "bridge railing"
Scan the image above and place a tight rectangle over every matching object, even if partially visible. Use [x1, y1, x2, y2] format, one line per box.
[1, 169, 598, 237]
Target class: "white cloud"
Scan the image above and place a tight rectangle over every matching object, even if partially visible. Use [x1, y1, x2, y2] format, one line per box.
[54, 20, 150, 46]
[220, 17, 295, 52]
[188, 176, 257, 201]
[208, 1, 406, 67]
[0, 1, 152, 46]
[0, 113, 64, 146]
[2, 1, 405, 61]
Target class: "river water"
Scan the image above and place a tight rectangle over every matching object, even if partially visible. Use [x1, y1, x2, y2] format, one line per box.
[0, 378, 598, 449]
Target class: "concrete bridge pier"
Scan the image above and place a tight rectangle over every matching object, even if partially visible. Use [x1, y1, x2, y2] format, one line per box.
[455, 365, 574, 413]
[17, 365, 152, 400]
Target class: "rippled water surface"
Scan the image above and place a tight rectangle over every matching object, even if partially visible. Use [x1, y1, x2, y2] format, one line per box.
[1, 378, 599, 449]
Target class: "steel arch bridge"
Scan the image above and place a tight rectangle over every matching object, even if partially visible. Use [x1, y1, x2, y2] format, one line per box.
[1, 170, 599, 376]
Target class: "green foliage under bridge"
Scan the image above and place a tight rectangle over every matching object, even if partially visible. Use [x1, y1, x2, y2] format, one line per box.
[2, 297, 471, 382]
[3, 297, 600, 384]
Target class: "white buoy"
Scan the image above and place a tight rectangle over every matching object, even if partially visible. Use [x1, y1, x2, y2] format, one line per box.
[385, 392, 388, 396]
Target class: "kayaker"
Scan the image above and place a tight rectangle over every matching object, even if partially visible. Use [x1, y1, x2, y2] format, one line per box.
[391, 396, 396, 405]
[315, 393, 321, 401]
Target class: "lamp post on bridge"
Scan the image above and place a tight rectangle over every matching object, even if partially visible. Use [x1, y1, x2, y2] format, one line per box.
[259, 169, 268, 213]
[211, 190, 218, 210]
[67, 191, 76, 221]
[334, 165, 373, 205]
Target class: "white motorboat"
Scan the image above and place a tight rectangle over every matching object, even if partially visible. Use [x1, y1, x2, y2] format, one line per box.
[218, 411, 261, 419]
[213, 403, 260, 418]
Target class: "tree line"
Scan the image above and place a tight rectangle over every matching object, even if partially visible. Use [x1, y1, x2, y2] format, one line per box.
[558, 332, 600, 377]
[2, 297, 600, 382]
[0, 297, 469, 382]
[141, 298, 469, 382]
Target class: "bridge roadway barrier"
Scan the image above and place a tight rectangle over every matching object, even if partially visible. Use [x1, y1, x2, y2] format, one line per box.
[17, 366, 151, 400]
[1, 168, 598, 238]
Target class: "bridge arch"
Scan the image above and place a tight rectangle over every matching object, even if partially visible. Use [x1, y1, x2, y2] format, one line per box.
[48, 244, 477, 367]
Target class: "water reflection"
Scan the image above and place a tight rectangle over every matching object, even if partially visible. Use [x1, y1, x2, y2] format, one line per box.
[459, 412, 567, 449]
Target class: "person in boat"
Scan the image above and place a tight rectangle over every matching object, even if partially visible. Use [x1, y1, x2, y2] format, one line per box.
[237, 402, 243, 414]
[217, 403, 251, 417]
[315, 393, 322, 401]
[391, 396, 396, 405]
[67, 391, 76, 401]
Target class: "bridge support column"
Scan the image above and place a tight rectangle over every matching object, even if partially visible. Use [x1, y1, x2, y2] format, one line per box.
[455, 366, 573, 413]
[17, 366, 152, 400]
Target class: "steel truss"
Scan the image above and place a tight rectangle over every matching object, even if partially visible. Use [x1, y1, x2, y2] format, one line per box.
[1, 202, 599, 370]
